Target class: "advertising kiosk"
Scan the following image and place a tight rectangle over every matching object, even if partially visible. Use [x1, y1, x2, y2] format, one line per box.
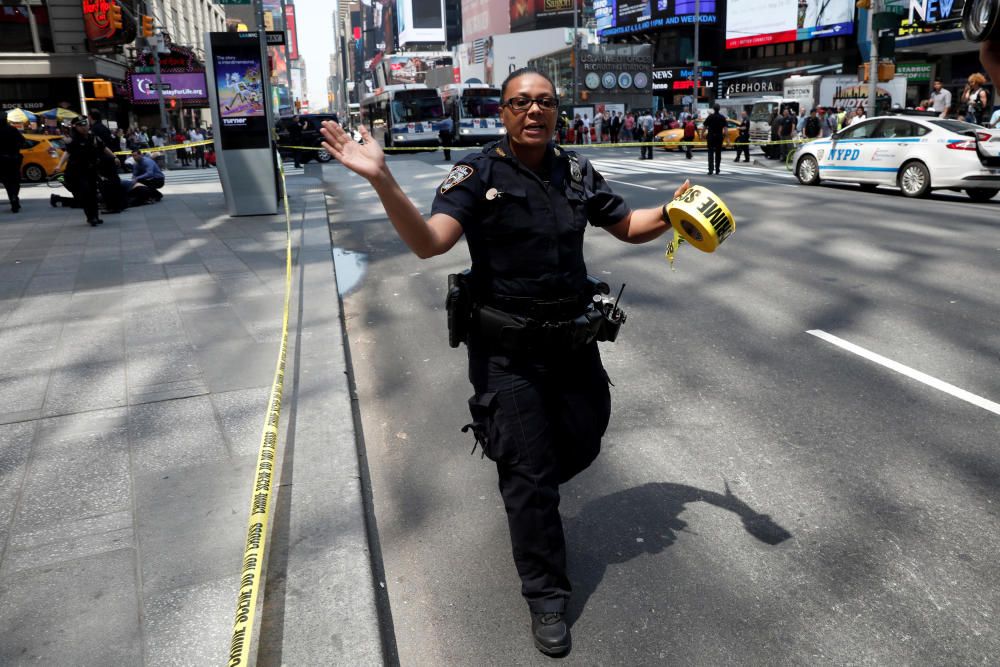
[205, 31, 279, 216]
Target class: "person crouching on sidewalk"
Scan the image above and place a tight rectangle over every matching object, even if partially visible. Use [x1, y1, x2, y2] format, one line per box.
[124, 149, 165, 203]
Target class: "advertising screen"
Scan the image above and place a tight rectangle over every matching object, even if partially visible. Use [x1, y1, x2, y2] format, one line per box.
[462, 0, 510, 42]
[398, 0, 446, 45]
[130, 73, 208, 102]
[725, 0, 854, 49]
[597, 0, 717, 38]
[210, 33, 270, 150]
[510, 0, 576, 33]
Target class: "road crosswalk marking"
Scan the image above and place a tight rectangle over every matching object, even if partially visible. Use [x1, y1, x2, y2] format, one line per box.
[160, 165, 304, 185]
[434, 156, 792, 181]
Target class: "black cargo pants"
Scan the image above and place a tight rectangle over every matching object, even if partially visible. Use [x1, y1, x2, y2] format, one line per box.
[466, 341, 611, 613]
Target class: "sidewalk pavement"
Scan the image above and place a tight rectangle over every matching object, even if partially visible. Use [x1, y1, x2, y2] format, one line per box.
[0, 167, 383, 665]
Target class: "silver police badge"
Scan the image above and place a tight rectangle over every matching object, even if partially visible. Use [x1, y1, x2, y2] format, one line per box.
[570, 160, 582, 183]
[440, 165, 474, 194]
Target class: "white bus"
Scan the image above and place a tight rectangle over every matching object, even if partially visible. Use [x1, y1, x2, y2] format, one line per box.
[361, 84, 451, 150]
[440, 84, 505, 146]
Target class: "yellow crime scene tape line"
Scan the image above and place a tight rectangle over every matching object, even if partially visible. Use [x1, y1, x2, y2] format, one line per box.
[279, 137, 807, 153]
[111, 139, 214, 157]
[227, 159, 293, 667]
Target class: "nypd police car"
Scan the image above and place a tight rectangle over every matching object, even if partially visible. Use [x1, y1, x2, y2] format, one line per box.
[793, 114, 1000, 201]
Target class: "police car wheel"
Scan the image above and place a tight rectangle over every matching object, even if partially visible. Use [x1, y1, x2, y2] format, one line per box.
[316, 148, 332, 163]
[23, 163, 45, 182]
[898, 161, 930, 198]
[965, 188, 998, 202]
[795, 155, 820, 185]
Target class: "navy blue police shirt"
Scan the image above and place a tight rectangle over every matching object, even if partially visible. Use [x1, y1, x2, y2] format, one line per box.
[431, 138, 629, 303]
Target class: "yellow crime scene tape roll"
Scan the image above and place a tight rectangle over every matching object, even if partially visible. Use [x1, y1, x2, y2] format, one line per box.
[227, 160, 293, 667]
[663, 185, 736, 268]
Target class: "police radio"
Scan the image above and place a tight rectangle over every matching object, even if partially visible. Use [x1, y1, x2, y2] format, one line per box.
[589, 278, 627, 343]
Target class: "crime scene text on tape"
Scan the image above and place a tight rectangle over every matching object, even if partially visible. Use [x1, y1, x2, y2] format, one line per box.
[663, 185, 736, 268]
[227, 159, 294, 667]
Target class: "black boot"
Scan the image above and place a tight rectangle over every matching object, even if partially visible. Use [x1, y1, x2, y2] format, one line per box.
[531, 612, 570, 656]
[51, 194, 59, 208]
[11, 198, 20, 213]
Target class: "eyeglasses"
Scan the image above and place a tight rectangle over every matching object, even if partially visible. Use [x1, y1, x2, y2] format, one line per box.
[503, 96, 559, 112]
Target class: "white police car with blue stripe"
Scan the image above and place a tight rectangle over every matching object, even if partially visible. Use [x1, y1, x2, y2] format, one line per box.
[793, 114, 1000, 201]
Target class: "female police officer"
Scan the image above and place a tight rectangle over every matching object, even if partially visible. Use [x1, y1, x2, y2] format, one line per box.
[320, 68, 688, 656]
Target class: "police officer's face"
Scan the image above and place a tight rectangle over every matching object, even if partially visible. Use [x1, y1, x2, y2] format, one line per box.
[501, 73, 557, 148]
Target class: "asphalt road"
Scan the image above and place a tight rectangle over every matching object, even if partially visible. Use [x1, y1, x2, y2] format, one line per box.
[323, 145, 1000, 666]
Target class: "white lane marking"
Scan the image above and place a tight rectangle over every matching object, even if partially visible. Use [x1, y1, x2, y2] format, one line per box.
[807, 329, 1000, 416]
[606, 178, 656, 190]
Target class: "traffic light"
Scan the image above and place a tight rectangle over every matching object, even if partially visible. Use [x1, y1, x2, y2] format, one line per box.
[108, 2, 123, 30]
[142, 15, 154, 38]
[92, 80, 114, 98]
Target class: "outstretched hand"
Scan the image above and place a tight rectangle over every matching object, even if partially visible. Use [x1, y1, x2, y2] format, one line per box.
[319, 121, 386, 181]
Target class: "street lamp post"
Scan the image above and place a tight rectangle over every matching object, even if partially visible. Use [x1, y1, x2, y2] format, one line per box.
[866, 0, 881, 118]
[692, 0, 700, 110]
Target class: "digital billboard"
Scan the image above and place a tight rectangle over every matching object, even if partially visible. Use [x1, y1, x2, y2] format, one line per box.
[210, 33, 270, 150]
[129, 73, 208, 102]
[510, 0, 576, 33]
[597, 0, 717, 38]
[726, 0, 854, 49]
[462, 0, 510, 42]
[398, 0, 446, 45]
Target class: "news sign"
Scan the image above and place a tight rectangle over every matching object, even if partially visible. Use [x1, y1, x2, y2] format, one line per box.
[726, 0, 854, 49]
[597, 0, 717, 38]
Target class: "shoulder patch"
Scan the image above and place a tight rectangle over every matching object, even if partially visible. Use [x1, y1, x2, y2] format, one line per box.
[440, 164, 475, 193]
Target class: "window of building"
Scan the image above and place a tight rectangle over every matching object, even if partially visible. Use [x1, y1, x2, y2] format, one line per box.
[0, 1, 54, 53]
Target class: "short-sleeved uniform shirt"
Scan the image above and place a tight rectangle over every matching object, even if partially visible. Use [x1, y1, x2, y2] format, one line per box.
[431, 138, 629, 303]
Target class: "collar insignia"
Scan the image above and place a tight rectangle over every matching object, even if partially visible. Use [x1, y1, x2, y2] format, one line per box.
[440, 164, 474, 194]
[494, 146, 506, 157]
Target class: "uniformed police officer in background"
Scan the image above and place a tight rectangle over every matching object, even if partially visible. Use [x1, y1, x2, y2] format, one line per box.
[320, 67, 689, 657]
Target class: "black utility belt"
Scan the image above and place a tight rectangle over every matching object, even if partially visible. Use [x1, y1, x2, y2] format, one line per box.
[446, 271, 626, 352]
[474, 304, 607, 352]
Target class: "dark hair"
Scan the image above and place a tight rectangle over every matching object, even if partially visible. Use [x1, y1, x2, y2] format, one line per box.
[500, 67, 556, 101]
[88, 110, 102, 121]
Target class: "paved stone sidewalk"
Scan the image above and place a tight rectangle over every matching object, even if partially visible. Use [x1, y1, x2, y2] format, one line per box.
[0, 169, 383, 665]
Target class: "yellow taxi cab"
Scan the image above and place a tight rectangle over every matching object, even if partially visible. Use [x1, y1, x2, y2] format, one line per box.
[656, 118, 741, 151]
[19, 133, 66, 182]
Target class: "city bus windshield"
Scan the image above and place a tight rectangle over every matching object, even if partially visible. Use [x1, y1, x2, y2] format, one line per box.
[460, 92, 501, 119]
[390, 92, 446, 124]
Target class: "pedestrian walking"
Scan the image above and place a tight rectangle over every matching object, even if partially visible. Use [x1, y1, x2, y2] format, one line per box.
[961, 73, 989, 125]
[682, 114, 696, 159]
[287, 114, 305, 167]
[582, 114, 591, 144]
[929, 79, 952, 118]
[734, 110, 750, 162]
[638, 109, 655, 159]
[0, 113, 26, 213]
[703, 103, 726, 174]
[803, 109, 822, 139]
[593, 112, 603, 144]
[189, 126, 206, 167]
[52, 116, 118, 226]
[573, 114, 583, 145]
[318, 66, 690, 658]
[610, 111, 621, 143]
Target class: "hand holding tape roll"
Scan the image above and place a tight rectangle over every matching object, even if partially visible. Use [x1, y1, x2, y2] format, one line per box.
[663, 185, 736, 268]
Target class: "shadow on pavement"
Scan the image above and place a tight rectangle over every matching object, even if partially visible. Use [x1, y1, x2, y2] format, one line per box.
[564, 481, 792, 627]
